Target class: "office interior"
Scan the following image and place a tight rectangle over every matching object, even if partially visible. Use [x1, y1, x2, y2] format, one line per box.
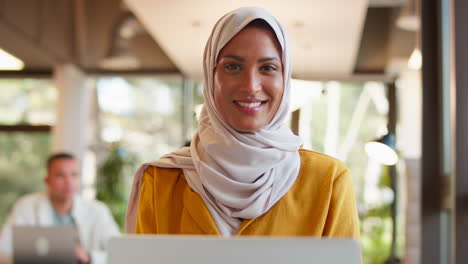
[0, 0, 466, 263]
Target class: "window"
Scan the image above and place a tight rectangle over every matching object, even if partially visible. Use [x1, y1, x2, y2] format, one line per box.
[0, 78, 56, 226]
[94, 75, 184, 229]
[292, 80, 399, 264]
[96, 75, 184, 162]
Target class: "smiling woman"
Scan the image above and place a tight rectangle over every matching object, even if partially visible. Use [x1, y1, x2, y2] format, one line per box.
[214, 20, 284, 132]
[126, 7, 360, 241]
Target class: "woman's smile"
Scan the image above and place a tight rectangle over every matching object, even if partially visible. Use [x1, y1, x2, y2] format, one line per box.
[233, 99, 267, 114]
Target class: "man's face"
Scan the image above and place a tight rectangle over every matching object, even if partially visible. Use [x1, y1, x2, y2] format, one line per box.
[45, 158, 80, 202]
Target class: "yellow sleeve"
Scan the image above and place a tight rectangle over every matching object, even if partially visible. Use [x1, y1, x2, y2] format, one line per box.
[135, 167, 158, 234]
[322, 168, 360, 239]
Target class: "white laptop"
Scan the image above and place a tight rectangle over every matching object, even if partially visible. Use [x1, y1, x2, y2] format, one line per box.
[12, 226, 76, 264]
[108, 235, 361, 264]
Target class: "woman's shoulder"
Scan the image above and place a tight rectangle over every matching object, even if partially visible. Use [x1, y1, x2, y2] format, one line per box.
[141, 165, 186, 189]
[292, 149, 353, 204]
[143, 165, 184, 180]
[298, 148, 349, 176]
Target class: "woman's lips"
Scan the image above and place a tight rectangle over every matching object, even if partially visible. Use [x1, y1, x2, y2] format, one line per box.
[233, 100, 266, 114]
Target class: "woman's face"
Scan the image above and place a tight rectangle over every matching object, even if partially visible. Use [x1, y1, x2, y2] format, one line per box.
[214, 26, 283, 132]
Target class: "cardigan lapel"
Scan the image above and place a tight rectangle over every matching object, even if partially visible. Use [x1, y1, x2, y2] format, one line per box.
[236, 218, 256, 235]
[182, 186, 260, 236]
[182, 186, 220, 235]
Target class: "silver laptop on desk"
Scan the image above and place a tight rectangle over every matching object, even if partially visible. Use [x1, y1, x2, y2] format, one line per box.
[13, 226, 75, 264]
[108, 235, 361, 264]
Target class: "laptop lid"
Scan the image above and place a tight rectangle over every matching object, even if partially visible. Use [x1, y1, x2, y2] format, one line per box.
[12, 226, 76, 264]
[108, 235, 361, 264]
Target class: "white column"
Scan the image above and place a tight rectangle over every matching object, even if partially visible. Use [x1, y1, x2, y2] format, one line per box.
[51, 64, 91, 166]
[324, 81, 341, 157]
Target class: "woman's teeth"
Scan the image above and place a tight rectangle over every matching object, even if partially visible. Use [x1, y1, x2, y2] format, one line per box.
[236, 101, 262, 108]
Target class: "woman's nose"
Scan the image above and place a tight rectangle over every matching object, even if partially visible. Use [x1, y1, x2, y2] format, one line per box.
[240, 70, 261, 93]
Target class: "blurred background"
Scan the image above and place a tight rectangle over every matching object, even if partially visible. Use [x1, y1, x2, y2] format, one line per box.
[0, 0, 466, 263]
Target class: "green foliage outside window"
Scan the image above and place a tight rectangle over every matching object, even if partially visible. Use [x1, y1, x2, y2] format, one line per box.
[95, 143, 137, 231]
[0, 78, 55, 226]
[0, 133, 50, 226]
[305, 82, 402, 263]
[0, 79, 56, 125]
[360, 166, 394, 263]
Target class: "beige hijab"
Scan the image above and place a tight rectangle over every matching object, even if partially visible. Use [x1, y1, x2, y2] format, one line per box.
[126, 6, 302, 236]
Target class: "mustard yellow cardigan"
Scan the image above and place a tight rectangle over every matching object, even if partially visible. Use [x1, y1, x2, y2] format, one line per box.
[136, 149, 360, 238]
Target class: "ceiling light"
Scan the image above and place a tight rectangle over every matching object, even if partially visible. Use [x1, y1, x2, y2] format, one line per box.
[365, 133, 399, 165]
[0, 48, 24, 70]
[408, 48, 422, 70]
[395, 0, 419, 31]
[100, 14, 142, 70]
[396, 15, 419, 31]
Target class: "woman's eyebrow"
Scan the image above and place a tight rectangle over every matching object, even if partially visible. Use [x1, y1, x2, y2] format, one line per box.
[220, 55, 280, 63]
[221, 55, 245, 62]
[258, 57, 280, 63]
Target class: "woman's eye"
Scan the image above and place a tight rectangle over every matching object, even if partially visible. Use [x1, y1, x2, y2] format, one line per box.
[224, 64, 241, 71]
[261, 65, 277, 72]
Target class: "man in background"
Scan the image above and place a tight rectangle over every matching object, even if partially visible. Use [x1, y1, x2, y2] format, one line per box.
[0, 152, 120, 264]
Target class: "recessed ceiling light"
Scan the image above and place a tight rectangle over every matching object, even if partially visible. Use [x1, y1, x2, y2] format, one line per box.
[191, 20, 201, 28]
[292, 21, 304, 29]
[0, 48, 24, 70]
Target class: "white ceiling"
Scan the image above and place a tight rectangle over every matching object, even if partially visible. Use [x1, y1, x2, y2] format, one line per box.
[124, 0, 369, 81]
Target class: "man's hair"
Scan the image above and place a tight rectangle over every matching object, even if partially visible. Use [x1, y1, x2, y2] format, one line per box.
[47, 152, 75, 170]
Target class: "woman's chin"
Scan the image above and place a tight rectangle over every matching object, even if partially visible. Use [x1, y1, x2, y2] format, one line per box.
[231, 122, 264, 133]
